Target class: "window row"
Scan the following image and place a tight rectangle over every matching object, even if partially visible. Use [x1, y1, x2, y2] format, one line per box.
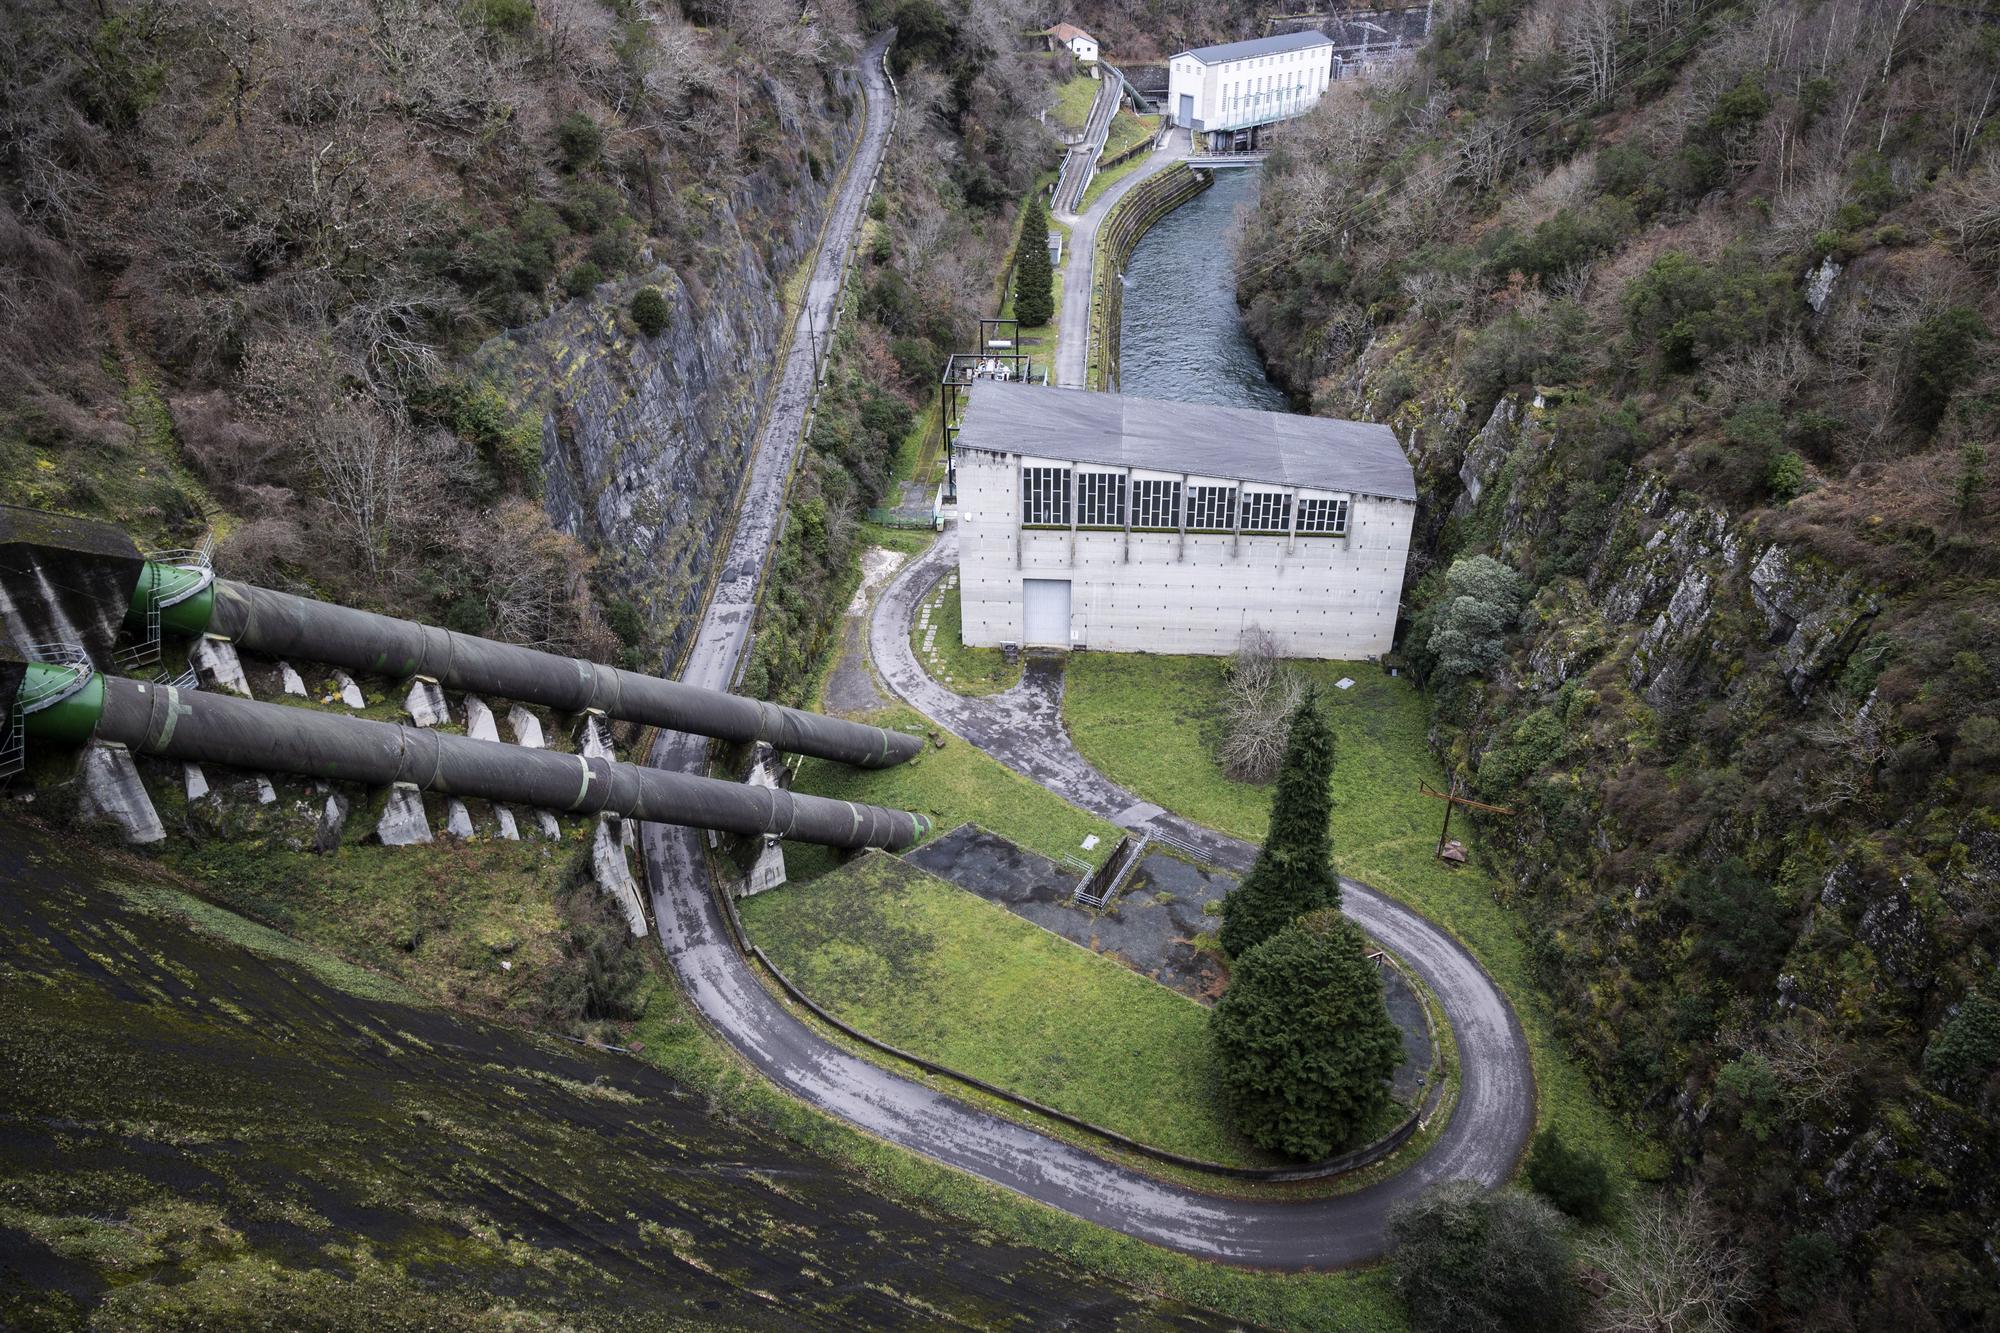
[1023, 469, 1348, 535]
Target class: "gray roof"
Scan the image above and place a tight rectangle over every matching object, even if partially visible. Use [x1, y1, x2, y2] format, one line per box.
[1176, 30, 1333, 65]
[959, 382, 1415, 501]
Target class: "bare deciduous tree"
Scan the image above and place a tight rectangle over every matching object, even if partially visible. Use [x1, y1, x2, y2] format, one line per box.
[1219, 628, 1305, 782]
[1585, 1187, 1754, 1333]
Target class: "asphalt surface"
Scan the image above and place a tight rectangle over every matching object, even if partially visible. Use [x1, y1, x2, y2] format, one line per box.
[643, 37, 1536, 1269]
[1053, 126, 1191, 388]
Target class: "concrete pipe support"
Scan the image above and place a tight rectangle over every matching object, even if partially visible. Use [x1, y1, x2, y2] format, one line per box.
[133, 573, 922, 769]
[68, 672, 929, 851]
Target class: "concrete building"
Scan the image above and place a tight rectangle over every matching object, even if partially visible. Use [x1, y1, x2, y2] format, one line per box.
[1166, 30, 1334, 149]
[1045, 22, 1099, 64]
[953, 382, 1416, 658]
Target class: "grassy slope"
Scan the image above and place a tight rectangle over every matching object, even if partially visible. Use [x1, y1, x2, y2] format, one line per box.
[1048, 71, 1100, 132]
[1078, 114, 1163, 212]
[909, 577, 1022, 696]
[784, 704, 1118, 881]
[741, 851, 1272, 1165]
[1062, 654, 1646, 1179]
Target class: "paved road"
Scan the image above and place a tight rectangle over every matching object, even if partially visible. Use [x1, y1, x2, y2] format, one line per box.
[642, 36, 1534, 1270]
[1053, 127, 1190, 388]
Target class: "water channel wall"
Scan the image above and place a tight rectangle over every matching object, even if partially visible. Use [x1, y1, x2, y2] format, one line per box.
[1089, 165, 1214, 391]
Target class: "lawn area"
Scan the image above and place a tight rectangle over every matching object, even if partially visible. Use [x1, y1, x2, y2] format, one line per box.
[1101, 108, 1160, 161]
[1062, 654, 1647, 1180]
[1048, 71, 1099, 133]
[1079, 116, 1162, 212]
[742, 851, 1275, 1165]
[909, 572, 1021, 696]
[785, 704, 1118, 882]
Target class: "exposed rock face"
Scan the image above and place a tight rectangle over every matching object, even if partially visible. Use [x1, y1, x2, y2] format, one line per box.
[484, 72, 862, 670]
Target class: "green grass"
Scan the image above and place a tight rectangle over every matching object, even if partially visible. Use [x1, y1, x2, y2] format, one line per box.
[1000, 227, 1066, 372]
[742, 852, 1276, 1165]
[1049, 73, 1099, 133]
[1079, 117, 1162, 212]
[628, 956, 1409, 1331]
[909, 575, 1021, 696]
[1062, 655, 1645, 1180]
[1101, 109, 1160, 162]
[785, 704, 1118, 881]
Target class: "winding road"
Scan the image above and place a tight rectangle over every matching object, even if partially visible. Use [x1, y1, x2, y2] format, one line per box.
[642, 35, 1536, 1270]
[1053, 126, 1189, 389]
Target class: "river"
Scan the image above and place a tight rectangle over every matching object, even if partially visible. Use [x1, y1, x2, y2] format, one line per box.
[1115, 168, 1290, 412]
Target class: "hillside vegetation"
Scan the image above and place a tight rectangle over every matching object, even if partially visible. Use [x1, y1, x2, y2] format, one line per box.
[1241, 0, 1999, 1323]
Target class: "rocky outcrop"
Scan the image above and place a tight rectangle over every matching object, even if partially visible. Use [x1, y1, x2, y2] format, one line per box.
[483, 72, 862, 670]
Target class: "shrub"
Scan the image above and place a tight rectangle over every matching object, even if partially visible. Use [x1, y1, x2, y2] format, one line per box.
[1210, 910, 1402, 1158]
[630, 287, 670, 337]
[462, 0, 534, 38]
[1219, 688, 1339, 956]
[1767, 448, 1806, 500]
[1899, 305, 1987, 435]
[555, 112, 605, 172]
[1925, 990, 2000, 1098]
[1423, 555, 1525, 684]
[1526, 1128, 1614, 1222]
[1389, 1181, 1579, 1333]
[1673, 857, 1792, 981]
[561, 262, 604, 299]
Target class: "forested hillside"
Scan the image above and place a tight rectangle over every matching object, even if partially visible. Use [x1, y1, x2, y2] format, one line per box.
[1241, 0, 1999, 1323]
[0, 0, 1057, 670]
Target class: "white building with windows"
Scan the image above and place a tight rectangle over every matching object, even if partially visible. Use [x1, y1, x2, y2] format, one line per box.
[953, 382, 1416, 657]
[1046, 22, 1100, 65]
[1166, 30, 1335, 148]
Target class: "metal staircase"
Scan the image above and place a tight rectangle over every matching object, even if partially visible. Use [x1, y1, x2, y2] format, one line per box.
[114, 537, 215, 672]
[1071, 832, 1149, 910]
[2, 642, 95, 778]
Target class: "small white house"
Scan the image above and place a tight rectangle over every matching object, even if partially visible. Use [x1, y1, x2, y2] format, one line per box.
[953, 382, 1416, 658]
[1167, 30, 1334, 148]
[1046, 22, 1099, 65]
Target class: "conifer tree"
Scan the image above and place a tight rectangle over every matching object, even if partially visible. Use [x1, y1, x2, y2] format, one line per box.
[1211, 909, 1403, 1158]
[1013, 194, 1055, 329]
[1218, 685, 1338, 957]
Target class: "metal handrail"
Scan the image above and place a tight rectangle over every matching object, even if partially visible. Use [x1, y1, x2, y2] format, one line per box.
[18, 643, 94, 712]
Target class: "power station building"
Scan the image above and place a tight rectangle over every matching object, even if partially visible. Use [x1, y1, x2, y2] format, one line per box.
[953, 382, 1416, 658]
[1166, 30, 1335, 149]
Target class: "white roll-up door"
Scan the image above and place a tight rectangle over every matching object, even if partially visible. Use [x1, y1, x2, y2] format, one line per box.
[1022, 579, 1072, 648]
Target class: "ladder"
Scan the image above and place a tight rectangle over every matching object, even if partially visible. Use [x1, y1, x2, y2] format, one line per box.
[2, 642, 95, 779]
[115, 537, 215, 672]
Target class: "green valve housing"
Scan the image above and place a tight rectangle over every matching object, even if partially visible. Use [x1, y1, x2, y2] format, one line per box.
[127, 561, 217, 638]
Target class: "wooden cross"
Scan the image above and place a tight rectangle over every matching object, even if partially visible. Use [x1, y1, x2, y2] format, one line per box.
[1419, 777, 1516, 863]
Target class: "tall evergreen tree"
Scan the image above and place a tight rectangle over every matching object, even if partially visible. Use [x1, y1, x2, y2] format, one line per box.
[1013, 194, 1055, 329]
[1218, 685, 1338, 957]
[1210, 909, 1403, 1158]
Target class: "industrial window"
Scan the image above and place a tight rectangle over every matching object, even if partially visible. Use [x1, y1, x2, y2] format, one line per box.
[1188, 484, 1236, 530]
[1077, 471, 1126, 527]
[1297, 497, 1349, 534]
[1022, 466, 1070, 526]
[1133, 479, 1181, 529]
[1241, 490, 1292, 533]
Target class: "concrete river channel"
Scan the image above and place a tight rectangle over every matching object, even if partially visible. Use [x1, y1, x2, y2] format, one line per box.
[1116, 168, 1290, 411]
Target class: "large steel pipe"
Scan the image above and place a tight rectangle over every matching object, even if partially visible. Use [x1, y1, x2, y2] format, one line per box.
[198, 579, 922, 769]
[92, 675, 928, 850]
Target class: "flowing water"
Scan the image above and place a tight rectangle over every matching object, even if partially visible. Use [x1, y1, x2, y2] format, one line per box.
[1115, 168, 1290, 412]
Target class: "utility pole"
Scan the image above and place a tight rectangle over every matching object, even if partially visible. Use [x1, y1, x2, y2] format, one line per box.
[1419, 777, 1516, 862]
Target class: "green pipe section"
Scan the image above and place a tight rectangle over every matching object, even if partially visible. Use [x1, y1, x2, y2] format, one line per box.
[126, 561, 217, 638]
[18, 664, 105, 746]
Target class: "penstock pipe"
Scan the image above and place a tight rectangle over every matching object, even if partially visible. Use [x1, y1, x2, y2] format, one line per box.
[80, 674, 929, 851]
[130, 571, 923, 769]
